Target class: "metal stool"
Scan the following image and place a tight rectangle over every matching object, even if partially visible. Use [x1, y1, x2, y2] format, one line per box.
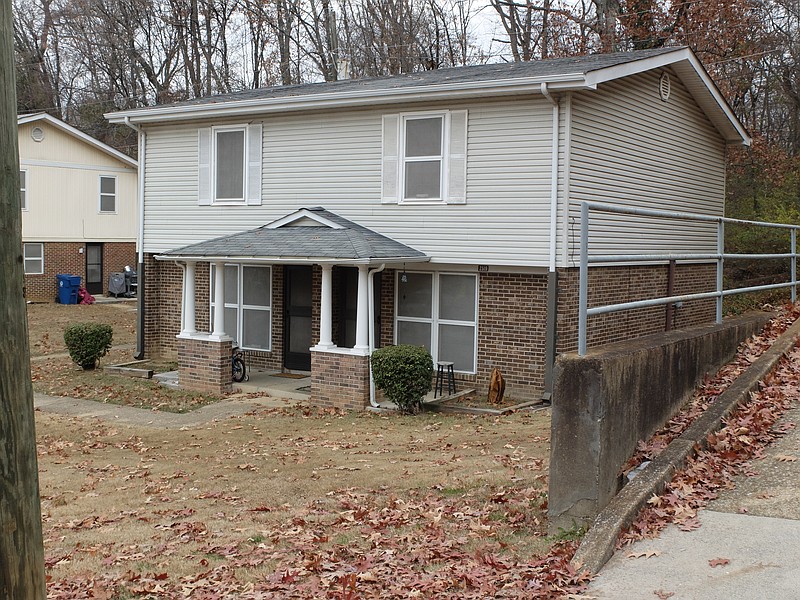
[434, 361, 456, 398]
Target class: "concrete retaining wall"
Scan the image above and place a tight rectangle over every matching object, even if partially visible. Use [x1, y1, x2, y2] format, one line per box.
[548, 312, 771, 530]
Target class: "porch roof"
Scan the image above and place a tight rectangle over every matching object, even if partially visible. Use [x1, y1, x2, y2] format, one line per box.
[156, 207, 428, 265]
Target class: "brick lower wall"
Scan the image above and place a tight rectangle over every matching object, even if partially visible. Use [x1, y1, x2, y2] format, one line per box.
[311, 350, 370, 411]
[557, 263, 717, 353]
[24, 241, 136, 302]
[177, 335, 233, 394]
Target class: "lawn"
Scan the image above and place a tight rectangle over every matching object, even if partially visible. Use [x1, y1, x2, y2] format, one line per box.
[27, 302, 579, 598]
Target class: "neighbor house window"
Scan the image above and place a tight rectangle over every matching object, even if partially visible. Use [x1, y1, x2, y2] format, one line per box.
[395, 271, 477, 373]
[23, 243, 43, 275]
[403, 115, 444, 201]
[210, 264, 272, 351]
[20, 170, 27, 210]
[99, 176, 116, 212]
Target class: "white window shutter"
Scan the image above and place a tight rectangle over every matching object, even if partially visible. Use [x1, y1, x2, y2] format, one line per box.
[381, 114, 400, 204]
[198, 128, 212, 205]
[447, 110, 467, 204]
[246, 123, 263, 206]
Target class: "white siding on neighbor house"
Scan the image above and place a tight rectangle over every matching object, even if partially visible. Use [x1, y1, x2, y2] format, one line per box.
[19, 121, 138, 242]
[564, 68, 726, 266]
[142, 99, 558, 267]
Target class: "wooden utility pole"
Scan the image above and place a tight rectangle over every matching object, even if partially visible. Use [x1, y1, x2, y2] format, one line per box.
[0, 0, 47, 597]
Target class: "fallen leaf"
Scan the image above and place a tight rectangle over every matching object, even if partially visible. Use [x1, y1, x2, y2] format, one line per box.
[654, 590, 675, 599]
[627, 550, 662, 559]
[775, 454, 797, 462]
[709, 557, 730, 568]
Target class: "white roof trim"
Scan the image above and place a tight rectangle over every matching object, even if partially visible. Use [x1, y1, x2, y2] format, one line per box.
[583, 48, 750, 146]
[154, 255, 430, 266]
[106, 73, 588, 124]
[17, 113, 138, 168]
[265, 208, 345, 229]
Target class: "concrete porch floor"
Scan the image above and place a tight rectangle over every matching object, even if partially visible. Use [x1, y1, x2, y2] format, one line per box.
[233, 369, 312, 400]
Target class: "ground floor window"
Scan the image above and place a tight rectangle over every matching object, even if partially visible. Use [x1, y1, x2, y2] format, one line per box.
[210, 264, 272, 351]
[23, 243, 43, 275]
[395, 271, 477, 373]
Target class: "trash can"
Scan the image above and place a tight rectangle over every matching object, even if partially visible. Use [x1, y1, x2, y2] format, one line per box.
[56, 274, 80, 304]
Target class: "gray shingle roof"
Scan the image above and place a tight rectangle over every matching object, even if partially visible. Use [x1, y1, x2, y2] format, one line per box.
[159, 207, 427, 262]
[144, 48, 681, 110]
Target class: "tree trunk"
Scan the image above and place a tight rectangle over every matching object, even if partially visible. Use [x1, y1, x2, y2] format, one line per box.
[0, 0, 46, 596]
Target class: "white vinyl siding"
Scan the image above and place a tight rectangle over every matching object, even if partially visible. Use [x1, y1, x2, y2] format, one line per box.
[566, 69, 726, 264]
[99, 175, 116, 213]
[142, 100, 553, 266]
[395, 271, 477, 373]
[20, 170, 27, 210]
[23, 243, 43, 274]
[210, 264, 272, 351]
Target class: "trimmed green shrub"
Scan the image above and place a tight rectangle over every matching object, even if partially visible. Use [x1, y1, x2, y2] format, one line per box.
[370, 344, 433, 414]
[63, 323, 113, 370]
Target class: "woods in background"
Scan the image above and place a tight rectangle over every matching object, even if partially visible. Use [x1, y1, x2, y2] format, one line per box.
[12, 0, 800, 226]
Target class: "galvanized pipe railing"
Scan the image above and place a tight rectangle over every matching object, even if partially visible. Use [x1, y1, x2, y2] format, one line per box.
[577, 201, 800, 356]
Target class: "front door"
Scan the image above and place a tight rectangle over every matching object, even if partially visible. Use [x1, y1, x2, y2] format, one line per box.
[85, 243, 103, 296]
[284, 265, 313, 371]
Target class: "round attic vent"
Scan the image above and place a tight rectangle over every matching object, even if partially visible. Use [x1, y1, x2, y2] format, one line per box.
[31, 126, 45, 142]
[659, 72, 671, 102]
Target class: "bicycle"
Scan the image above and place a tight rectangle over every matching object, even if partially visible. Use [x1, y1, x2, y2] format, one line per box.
[232, 346, 249, 382]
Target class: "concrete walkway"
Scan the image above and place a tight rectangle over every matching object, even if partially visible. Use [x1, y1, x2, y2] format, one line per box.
[34, 391, 302, 429]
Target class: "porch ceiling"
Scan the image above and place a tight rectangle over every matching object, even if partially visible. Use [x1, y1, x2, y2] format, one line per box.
[156, 206, 428, 265]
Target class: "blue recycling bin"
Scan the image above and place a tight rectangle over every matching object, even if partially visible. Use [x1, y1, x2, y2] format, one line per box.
[56, 274, 80, 304]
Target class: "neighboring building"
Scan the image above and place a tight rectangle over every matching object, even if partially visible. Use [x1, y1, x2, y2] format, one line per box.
[106, 47, 750, 409]
[18, 113, 138, 301]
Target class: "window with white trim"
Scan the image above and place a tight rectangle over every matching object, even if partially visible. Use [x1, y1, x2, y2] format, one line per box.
[210, 264, 272, 351]
[99, 176, 116, 212]
[198, 124, 263, 206]
[395, 271, 477, 373]
[382, 110, 467, 205]
[19, 170, 27, 210]
[23, 243, 43, 275]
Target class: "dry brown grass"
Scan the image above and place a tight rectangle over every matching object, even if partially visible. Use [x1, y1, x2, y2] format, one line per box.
[39, 406, 553, 596]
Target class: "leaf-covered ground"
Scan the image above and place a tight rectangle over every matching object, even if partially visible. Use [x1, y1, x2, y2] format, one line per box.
[38, 407, 591, 598]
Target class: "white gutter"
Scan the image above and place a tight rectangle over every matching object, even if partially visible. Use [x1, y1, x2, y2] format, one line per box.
[540, 83, 559, 273]
[106, 73, 589, 124]
[367, 263, 386, 408]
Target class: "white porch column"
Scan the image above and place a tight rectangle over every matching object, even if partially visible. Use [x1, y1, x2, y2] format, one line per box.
[211, 261, 226, 339]
[318, 264, 334, 348]
[182, 261, 197, 334]
[354, 265, 370, 352]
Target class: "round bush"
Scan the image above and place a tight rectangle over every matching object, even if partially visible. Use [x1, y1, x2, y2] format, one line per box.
[370, 344, 433, 414]
[63, 322, 113, 370]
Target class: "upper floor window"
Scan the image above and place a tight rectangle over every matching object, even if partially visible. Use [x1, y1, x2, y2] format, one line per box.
[20, 170, 27, 210]
[99, 176, 116, 213]
[382, 110, 467, 205]
[198, 124, 263, 206]
[403, 116, 444, 200]
[24, 243, 43, 275]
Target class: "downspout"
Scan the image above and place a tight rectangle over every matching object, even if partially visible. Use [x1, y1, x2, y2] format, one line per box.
[124, 116, 147, 360]
[368, 263, 386, 408]
[541, 83, 559, 402]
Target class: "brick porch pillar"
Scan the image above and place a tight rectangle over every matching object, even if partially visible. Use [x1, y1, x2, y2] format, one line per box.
[311, 348, 370, 411]
[177, 334, 233, 395]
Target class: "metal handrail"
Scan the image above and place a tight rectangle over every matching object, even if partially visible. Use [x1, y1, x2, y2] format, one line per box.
[577, 202, 800, 355]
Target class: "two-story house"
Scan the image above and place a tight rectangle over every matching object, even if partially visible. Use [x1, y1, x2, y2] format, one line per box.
[106, 47, 750, 409]
[19, 113, 138, 301]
